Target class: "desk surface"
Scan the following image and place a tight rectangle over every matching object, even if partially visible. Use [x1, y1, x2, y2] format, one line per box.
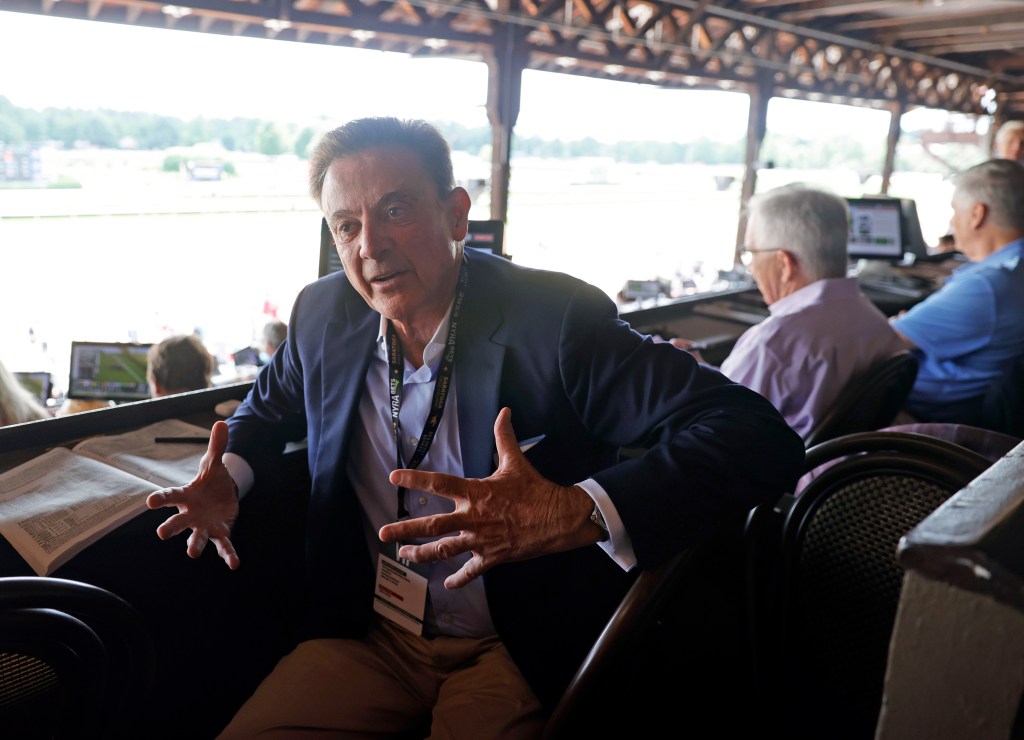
[619, 263, 949, 356]
[0, 382, 309, 739]
[0, 382, 252, 470]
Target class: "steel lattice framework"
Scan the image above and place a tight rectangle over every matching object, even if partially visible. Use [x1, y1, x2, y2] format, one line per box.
[3, 0, 1019, 116]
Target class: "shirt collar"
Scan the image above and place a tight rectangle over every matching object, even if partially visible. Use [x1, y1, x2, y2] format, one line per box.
[953, 237, 1024, 279]
[767, 277, 859, 317]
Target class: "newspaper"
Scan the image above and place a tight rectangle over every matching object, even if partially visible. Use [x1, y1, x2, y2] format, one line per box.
[0, 418, 209, 575]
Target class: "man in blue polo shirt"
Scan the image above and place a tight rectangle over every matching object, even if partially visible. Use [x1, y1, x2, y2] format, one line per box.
[892, 158, 1024, 423]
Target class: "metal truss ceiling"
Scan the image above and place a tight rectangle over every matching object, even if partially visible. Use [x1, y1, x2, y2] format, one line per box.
[2, 0, 1024, 116]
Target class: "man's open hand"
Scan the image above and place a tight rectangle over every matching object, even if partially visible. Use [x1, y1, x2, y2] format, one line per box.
[146, 420, 241, 569]
[379, 408, 600, 588]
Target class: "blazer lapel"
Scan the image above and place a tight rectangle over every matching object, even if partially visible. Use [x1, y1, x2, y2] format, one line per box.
[456, 258, 507, 479]
[315, 297, 378, 497]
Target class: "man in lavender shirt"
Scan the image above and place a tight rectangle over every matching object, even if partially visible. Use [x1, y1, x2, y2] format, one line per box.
[677, 184, 906, 441]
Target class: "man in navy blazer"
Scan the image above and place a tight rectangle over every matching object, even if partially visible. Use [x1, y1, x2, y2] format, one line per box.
[149, 117, 804, 738]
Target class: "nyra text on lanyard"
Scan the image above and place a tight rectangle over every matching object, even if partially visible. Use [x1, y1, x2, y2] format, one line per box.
[386, 259, 468, 521]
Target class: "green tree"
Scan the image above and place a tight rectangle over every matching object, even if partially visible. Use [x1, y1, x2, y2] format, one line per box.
[0, 114, 26, 143]
[18, 109, 47, 141]
[256, 123, 286, 155]
[83, 112, 118, 148]
[183, 116, 212, 146]
[46, 109, 85, 148]
[145, 117, 182, 149]
[294, 126, 316, 158]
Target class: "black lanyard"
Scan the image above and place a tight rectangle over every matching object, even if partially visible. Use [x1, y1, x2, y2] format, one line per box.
[387, 259, 468, 520]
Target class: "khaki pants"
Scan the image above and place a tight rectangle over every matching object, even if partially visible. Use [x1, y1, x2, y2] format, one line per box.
[218, 617, 545, 739]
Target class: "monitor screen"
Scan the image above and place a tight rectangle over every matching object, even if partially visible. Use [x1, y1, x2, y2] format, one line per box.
[67, 341, 153, 402]
[846, 197, 905, 262]
[14, 371, 52, 405]
[899, 198, 929, 260]
[465, 220, 505, 257]
[231, 346, 262, 367]
[318, 217, 343, 278]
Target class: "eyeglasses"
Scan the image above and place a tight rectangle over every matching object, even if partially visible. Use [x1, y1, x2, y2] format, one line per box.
[739, 247, 784, 267]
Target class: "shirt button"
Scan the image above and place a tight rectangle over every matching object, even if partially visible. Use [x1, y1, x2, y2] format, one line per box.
[410, 436, 418, 446]
[418, 496, 428, 506]
[440, 613, 453, 624]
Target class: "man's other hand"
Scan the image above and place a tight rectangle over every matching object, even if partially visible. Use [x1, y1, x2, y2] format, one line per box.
[146, 420, 241, 569]
[379, 407, 600, 589]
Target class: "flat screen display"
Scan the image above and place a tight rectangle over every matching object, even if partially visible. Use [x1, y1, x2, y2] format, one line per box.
[318, 217, 343, 278]
[14, 371, 52, 405]
[846, 197, 905, 261]
[231, 346, 262, 366]
[67, 341, 153, 401]
[465, 220, 505, 257]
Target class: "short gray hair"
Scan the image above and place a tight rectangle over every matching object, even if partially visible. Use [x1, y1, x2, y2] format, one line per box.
[262, 320, 288, 352]
[308, 117, 455, 205]
[745, 184, 850, 281]
[954, 159, 1024, 232]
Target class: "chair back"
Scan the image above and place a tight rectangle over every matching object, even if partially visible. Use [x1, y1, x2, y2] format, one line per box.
[0, 577, 156, 740]
[745, 431, 992, 739]
[803, 350, 918, 448]
[981, 353, 1024, 437]
[544, 514, 752, 738]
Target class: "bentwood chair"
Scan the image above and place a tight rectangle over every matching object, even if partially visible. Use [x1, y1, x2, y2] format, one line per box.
[544, 513, 754, 739]
[803, 350, 918, 448]
[744, 431, 992, 739]
[0, 577, 156, 739]
[981, 353, 1024, 437]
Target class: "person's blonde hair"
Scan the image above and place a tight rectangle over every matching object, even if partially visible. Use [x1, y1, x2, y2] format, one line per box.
[0, 358, 49, 426]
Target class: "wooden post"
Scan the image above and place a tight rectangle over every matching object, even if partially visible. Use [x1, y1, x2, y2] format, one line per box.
[881, 99, 905, 195]
[735, 77, 771, 263]
[485, 28, 526, 226]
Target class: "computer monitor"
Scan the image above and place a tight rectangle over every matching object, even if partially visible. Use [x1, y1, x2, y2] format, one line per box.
[899, 198, 930, 261]
[846, 197, 905, 262]
[231, 346, 263, 367]
[67, 341, 153, 402]
[14, 371, 52, 405]
[465, 220, 505, 257]
[318, 217, 343, 278]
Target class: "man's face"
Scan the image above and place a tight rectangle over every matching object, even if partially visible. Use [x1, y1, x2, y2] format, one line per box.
[744, 218, 784, 305]
[998, 131, 1024, 163]
[321, 147, 469, 328]
[948, 192, 979, 261]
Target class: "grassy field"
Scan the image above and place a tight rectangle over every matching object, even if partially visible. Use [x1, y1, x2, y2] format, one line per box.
[0, 150, 954, 395]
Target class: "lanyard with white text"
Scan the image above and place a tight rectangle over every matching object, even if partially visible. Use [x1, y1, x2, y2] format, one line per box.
[387, 259, 468, 520]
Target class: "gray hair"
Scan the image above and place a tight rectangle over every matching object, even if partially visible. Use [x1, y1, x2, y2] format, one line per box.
[262, 320, 288, 352]
[745, 183, 850, 281]
[954, 159, 1024, 232]
[308, 117, 455, 205]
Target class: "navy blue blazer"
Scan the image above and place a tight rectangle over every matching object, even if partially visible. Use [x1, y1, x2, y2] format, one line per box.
[227, 248, 804, 709]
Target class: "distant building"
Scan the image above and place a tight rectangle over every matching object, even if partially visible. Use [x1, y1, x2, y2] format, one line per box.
[182, 159, 225, 181]
[0, 144, 43, 182]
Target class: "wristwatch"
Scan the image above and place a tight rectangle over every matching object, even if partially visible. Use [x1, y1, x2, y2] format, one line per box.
[590, 502, 610, 541]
